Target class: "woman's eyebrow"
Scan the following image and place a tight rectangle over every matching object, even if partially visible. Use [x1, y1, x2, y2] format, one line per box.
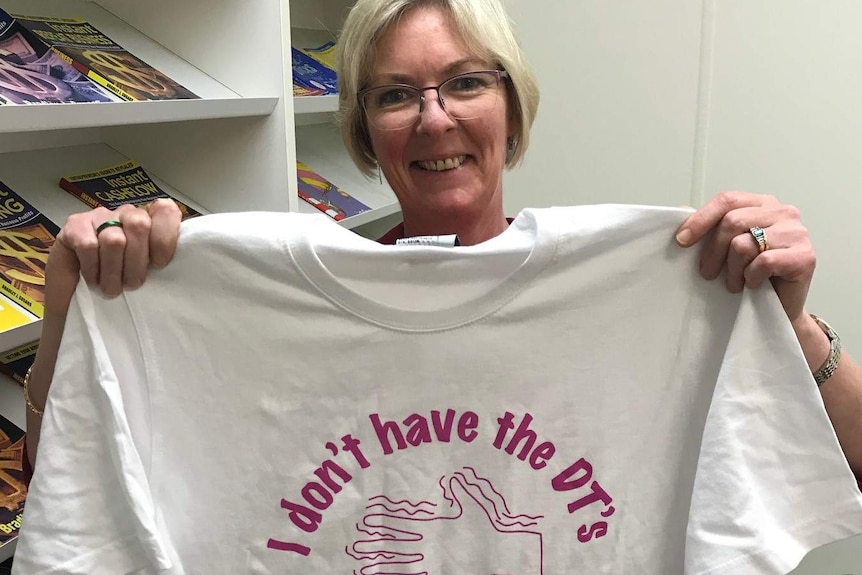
[372, 58, 487, 85]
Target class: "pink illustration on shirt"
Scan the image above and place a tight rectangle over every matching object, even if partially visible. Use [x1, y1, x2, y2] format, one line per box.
[346, 466, 544, 574]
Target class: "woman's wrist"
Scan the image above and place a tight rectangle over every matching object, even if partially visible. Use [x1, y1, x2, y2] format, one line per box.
[24, 360, 51, 416]
[790, 312, 832, 372]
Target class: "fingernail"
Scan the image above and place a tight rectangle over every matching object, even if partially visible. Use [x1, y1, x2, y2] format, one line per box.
[675, 229, 692, 246]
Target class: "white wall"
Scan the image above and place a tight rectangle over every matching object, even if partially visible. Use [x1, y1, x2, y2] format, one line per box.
[502, 0, 703, 210]
[504, 0, 862, 353]
[704, 0, 862, 354]
[502, 0, 862, 572]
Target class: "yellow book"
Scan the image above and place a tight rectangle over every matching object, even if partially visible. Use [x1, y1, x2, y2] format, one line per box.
[0, 292, 34, 332]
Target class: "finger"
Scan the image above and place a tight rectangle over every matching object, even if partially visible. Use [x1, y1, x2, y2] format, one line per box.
[95, 211, 131, 298]
[744, 245, 816, 321]
[700, 203, 804, 280]
[146, 199, 183, 268]
[698, 206, 778, 280]
[675, 191, 778, 247]
[743, 224, 814, 287]
[724, 232, 759, 293]
[118, 206, 153, 289]
[721, 220, 798, 291]
[59, 208, 112, 285]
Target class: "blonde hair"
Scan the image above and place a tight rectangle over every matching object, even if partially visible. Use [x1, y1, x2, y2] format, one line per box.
[336, 0, 540, 178]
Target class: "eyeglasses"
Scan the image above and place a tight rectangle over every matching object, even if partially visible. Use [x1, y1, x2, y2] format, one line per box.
[358, 70, 509, 131]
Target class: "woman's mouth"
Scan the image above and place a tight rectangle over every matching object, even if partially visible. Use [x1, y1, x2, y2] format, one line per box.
[416, 155, 467, 172]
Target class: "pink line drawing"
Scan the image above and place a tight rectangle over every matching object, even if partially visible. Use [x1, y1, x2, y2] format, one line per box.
[346, 467, 544, 575]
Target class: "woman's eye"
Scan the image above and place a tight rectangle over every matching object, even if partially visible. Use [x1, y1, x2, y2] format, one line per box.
[377, 88, 412, 106]
[451, 75, 489, 92]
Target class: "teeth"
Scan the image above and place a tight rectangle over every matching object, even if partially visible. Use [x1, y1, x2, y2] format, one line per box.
[419, 156, 465, 171]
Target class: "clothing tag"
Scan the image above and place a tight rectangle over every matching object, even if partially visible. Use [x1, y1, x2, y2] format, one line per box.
[395, 234, 461, 247]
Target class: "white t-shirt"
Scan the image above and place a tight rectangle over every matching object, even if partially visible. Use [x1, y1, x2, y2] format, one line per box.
[15, 206, 862, 575]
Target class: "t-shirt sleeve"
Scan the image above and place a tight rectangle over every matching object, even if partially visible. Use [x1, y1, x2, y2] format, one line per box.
[13, 281, 173, 575]
[686, 288, 862, 575]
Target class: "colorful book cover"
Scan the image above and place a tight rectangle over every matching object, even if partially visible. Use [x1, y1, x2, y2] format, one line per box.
[291, 47, 337, 95]
[59, 160, 202, 221]
[299, 41, 336, 71]
[0, 412, 26, 563]
[293, 82, 324, 97]
[13, 13, 198, 101]
[297, 161, 371, 221]
[0, 8, 120, 104]
[0, 181, 59, 318]
[0, 340, 37, 387]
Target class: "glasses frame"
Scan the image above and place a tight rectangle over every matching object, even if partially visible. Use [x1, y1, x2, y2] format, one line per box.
[358, 69, 509, 130]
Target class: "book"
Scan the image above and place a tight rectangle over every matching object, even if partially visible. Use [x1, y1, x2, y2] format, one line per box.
[59, 160, 202, 220]
[12, 13, 198, 101]
[0, 291, 39, 354]
[291, 47, 337, 95]
[0, 293, 37, 335]
[0, 340, 37, 386]
[0, 8, 120, 104]
[293, 82, 324, 97]
[0, 413, 27, 563]
[0, 181, 59, 318]
[298, 41, 336, 71]
[296, 161, 371, 221]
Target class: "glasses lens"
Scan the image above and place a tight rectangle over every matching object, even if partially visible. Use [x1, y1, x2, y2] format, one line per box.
[362, 85, 421, 130]
[361, 71, 504, 130]
[439, 71, 502, 121]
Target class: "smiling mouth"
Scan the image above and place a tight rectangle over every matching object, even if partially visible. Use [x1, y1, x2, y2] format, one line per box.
[416, 155, 467, 172]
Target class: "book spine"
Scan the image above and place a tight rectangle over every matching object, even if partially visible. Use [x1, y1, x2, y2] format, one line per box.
[58, 178, 103, 210]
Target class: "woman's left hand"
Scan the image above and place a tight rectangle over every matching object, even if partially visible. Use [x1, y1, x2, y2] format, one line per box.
[674, 191, 816, 325]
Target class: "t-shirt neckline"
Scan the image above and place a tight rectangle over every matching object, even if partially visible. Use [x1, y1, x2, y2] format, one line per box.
[288, 209, 557, 331]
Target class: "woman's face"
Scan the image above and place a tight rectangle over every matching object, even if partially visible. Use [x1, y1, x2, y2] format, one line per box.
[366, 5, 512, 224]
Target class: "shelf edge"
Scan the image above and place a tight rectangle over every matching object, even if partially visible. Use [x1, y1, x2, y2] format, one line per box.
[0, 98, 279, 134]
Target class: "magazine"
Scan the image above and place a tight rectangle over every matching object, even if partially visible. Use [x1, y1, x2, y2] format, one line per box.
[293, 83, 324, 97]
[296, 161, 371, 221]
[298, 41, 336, 71]
[59, 160, 201, 220]
[291, 47, 337, 95]
[0, 412, 27, 563]
[0, 8, 120, 104]
[0, 181, 59, 318]
[13, 13, 198, 101]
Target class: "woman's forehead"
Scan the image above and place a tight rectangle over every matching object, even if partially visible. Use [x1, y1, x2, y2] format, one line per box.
[368, 7, 489, 82]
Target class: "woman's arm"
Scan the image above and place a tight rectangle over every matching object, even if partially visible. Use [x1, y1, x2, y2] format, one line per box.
[25, 199, 182, 468]
[792, 313, 862, 478]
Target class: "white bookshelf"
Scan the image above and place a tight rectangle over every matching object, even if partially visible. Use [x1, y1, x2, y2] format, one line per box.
[288, 0, 400, 230]
[0, 0, 401, 357]
[294, 94, 339, 115]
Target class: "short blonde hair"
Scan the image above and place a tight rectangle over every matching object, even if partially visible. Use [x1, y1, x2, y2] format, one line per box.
[336, 0, 539, 178]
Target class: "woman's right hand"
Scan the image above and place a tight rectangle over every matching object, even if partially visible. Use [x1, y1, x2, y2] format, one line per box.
[27, 199, 183, 467]
[45, 199, 183, 317]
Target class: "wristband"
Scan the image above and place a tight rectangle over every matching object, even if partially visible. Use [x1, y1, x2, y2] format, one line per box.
[810, 314, 841, 387]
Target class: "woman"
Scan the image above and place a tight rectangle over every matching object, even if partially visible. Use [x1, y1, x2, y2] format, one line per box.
[23, 0, 862, 485]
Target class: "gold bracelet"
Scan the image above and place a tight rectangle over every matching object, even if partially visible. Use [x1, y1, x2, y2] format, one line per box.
[23, 365, 44, 417]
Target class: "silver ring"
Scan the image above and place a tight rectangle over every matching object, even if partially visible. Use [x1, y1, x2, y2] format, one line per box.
[749, 226, 769, 253]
